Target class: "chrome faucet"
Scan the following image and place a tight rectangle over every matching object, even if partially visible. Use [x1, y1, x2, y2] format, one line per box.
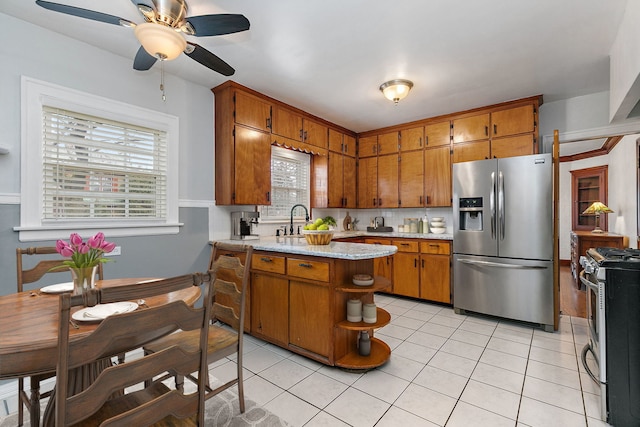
[290, 204, 309, 235]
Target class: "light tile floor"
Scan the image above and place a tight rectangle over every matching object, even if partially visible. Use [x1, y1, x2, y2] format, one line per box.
[230, 293, 610, 427]
[1, 293, 611, 427]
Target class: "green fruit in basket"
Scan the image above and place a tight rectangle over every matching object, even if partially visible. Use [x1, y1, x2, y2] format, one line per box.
[307, 223, 317, 230]
[318, 224, 329, 230]
[303, 224, 309, 230]
[314, 218, 324, 226]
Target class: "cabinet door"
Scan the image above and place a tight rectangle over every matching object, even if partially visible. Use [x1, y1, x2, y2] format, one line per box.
[399, 152, 424, 207]
[365, 238, 393, 291]
[377, 154, 399, 208]
[234, 126, 272, 205]
[491, 105, 534, 137]
[378, 131, 399, 155]
[424, 146, 452, 207]
[357, 156, 377, 208]
[272, 106, 303, 141]
[425, 121, 451, 147]
[304, 120, 328, 149]
[393, 252, 420, 297]
[328, 129, 343, 153]
[343, 155, 357, 208]
[420, 255, 451, 303]
[358, 135, 378, 158]
[251, 273, 288, 345]
[452, 140, 490, 163]
[289, 280, 332, 358]
[452, 114, 490, 143]
[400, 127, 424, 151]
[491, 135, 534, 158]
[343, 135, 356, 157]
[327, 151, 344, 208]
[235, 91, 272, 132]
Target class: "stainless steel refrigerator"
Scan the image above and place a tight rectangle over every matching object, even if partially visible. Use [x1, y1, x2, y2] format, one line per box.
[453, 153, 554, 331]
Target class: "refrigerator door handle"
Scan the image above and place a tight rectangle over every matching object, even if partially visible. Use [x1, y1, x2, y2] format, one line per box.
[498, 171, 505, 240]
[457, 258, 548, 270]
[490, 171, 496, 239]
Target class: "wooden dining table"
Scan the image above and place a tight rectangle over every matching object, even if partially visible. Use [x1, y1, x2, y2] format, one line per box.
[0, 277, 201, 426]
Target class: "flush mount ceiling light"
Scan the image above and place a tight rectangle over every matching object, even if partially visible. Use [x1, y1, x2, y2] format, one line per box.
[134, 23, 187, 61]
[379, 79, 414, 105]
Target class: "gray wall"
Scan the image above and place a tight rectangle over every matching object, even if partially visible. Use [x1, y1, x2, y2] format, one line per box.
[0, 13, 217, 296]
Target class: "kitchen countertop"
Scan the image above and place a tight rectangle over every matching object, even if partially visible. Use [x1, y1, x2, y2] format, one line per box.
[215, 235, 398, 260]
[332, 230, 453, 240]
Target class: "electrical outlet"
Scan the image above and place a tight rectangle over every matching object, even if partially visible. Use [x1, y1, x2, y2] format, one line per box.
[105, 246, 121, 257]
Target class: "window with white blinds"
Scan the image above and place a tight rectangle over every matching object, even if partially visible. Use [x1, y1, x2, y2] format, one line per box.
[18, 77, 179, 241]
[42, 107, 167, 220]
[261, 146, 310, 220]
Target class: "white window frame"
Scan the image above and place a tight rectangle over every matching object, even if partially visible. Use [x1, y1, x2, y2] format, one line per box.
[259, 146, 310, 223]
[16, 76, 180, 241]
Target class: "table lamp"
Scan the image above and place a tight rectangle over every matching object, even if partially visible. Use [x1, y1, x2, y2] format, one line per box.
[582, 201, 613, 233]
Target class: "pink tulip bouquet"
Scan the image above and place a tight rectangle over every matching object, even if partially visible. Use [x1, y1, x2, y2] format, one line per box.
[55, 232, 117, 268]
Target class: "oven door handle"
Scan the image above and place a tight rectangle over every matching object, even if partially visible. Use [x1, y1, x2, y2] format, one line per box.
[581, 343, 605, 385]
[579, 271, 599, 292]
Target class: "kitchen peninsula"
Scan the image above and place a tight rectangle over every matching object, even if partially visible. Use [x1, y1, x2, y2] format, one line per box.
[217, 238, 397, 369]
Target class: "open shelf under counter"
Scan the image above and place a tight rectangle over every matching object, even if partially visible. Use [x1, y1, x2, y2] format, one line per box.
[335, 276, 391, 293]
[335, 337, 391, 370]
[336, 308, 390, 331]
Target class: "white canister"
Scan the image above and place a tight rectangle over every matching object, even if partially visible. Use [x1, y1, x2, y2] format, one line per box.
[347, 299, 362, 322]
[362, 303, 377, 323]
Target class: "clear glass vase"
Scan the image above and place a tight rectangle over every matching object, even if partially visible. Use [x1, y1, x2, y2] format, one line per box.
[70, 265, 98, 296]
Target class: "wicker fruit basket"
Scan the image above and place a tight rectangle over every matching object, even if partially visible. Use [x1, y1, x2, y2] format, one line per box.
[301, 229, 334, 245]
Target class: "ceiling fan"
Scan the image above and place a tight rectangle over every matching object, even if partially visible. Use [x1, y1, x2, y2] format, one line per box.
[35, 0, 250, 76]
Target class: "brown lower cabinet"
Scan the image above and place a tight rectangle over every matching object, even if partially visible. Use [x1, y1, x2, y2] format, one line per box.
[249, 251, 392, 369]
[362, 237, 452, 304]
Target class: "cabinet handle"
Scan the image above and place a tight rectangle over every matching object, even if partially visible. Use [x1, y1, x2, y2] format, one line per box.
[299, 129, 304, 139]
[421, 259, 425, 268]
[266, 191, 270, 202]
[373, 144, 377, 154]
[260, 257, 273, 263]
[373, 198, 377, 206]
[266, 118, 271, 129]
[419, 196, 423, 204]
[304, 131, 308, 141]
[298, 263, 313, 268]
[493, 124, 497, 135]
[484, 126, 488, 136]
[344, 143, 348, 153]
[424, 136, 427, 146]
[378, 198, 382, 206]
[400, 243, 410, 246]
[425, 195, 429, 205]
[414, 259, 417, 268]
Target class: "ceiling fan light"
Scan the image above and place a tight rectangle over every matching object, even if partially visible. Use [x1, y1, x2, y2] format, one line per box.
[134, 22, 186, 61]
[379, 79, 414, 105]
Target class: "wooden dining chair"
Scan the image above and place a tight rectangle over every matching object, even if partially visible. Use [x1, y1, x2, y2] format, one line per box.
[144, 242, 253, 412]
[54, 272, 213, 426]
[16, 246, 104, 427]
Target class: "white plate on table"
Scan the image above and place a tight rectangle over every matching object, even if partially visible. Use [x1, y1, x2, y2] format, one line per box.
[40, 282, 74, 294]
[72, 302, 138, 322]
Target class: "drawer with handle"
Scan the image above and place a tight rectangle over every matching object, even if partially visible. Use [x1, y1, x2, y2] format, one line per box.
[392, 240, 419, 253]
[420, 241, 451, 255]
[252, 254, 286, 274]
[287, 258, 330, 282]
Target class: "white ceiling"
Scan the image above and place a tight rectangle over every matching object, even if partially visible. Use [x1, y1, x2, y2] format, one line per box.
[0, 0, 629, 138]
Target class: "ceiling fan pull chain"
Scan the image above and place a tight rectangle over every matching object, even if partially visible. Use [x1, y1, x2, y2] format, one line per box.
[160, 60, 166, 102]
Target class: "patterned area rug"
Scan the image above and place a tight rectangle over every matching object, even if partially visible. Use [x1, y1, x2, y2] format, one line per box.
[0, 388, 290, 426]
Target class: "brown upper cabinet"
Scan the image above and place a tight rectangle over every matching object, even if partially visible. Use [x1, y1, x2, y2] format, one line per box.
[377, 132, 399, 155]
[272, 105, 328, 149]
[358, 135, 378, 158]
[327, 129, 356, 208]
[451, 100, 539, 162]
[400, 127, 424, 151]
[425, 121, 452, 147]
[234, 90, 273, 133]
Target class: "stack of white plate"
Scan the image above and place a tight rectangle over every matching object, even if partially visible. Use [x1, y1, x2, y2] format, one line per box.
[430, 217, 447, 234]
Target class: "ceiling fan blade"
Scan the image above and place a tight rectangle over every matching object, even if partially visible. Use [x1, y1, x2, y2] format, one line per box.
[133, 46, 157, 70]
[185, 42, 235, 76]
[36, 0, 135, 26]
[186, 14, 250, 36]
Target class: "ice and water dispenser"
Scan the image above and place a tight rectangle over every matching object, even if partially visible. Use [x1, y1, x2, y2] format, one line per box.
[458, 197, 483, 231]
